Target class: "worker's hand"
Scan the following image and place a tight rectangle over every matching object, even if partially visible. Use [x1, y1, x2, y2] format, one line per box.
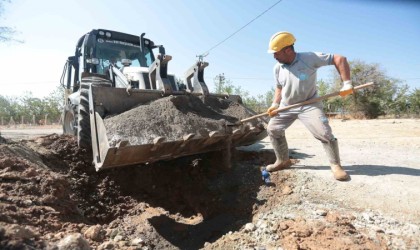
[267, 103, 279, 117]
[339, 80, 354, 97]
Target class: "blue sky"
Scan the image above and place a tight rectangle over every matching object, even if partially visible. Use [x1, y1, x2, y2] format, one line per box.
[1, 0, 419, 98]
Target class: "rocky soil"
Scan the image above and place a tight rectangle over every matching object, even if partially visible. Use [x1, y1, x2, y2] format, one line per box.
[0, 119, 419, 250]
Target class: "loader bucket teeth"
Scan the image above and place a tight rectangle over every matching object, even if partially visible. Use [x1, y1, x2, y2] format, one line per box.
[232, 128, 242, 135]
[116, 141, 130, 148]
[209, 131, 222, 137]
[151, 137, 165, 151]
[183, 133, 196, 141]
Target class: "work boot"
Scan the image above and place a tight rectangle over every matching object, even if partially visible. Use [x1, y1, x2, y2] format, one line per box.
[330, 164, 349, 181]
[266, 136, 293, 172]
[322, 139, 349, 181]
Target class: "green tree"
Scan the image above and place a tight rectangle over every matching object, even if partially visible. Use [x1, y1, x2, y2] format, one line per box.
[0, 95, 10, 117]
[0, 95, 19, 124]
[0, 86, 63, 125]
[0, 95, 12, 124]
[0, 0, 22, 43]
[388, 84, 410, 116]
[317, 79, 333, 111]
[20, 92, 45, 123]
[264, 88, 275, 109]
[408, 88, 420, 115]
[330, 60, 407, 118]
[44, 86, 64, 123]
[317, 79, 330, 97]
[213, 73, 274, 112]
[213, 73, 236, 95]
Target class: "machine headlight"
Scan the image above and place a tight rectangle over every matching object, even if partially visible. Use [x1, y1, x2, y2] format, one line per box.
[105, 32, 112, 38]
[99, 31, 105, 36]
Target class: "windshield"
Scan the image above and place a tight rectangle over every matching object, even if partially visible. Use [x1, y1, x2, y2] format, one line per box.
[95, 38, 154, 74]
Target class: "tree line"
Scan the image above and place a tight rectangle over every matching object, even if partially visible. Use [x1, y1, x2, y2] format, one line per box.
[0, 87, 63, 126]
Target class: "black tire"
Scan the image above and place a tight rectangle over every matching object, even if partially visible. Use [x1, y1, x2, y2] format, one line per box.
[63, 104, 77, 135]
[77, 76, 112, 148]
[77, 83, 91, 148]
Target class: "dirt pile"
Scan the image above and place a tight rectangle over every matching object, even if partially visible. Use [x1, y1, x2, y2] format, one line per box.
[0, 132, 418, 249]
[103, 95, 264, 145]
[0, 134, 268, 249]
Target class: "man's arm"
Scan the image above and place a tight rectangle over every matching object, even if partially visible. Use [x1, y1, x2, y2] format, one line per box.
[273, 86, 282, 105]
[267, 86, 282, 116]
[332, 54, 350, 82]
[333, 54, 353, 96]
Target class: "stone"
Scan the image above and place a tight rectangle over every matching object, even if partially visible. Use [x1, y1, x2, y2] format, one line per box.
[55, 233, 91, 250]
[362, 213, 373, 222]
[22, 199, 33, 206]
[131, 237, 144, 246]
[110, 229, 120, 238]
[113, 235, 124, 242]
[5, 225, 35, 240]
[83, 225, 104, 241]
[281, 186, 293, 195]
[284, 214, 296, 220]
[244, 223, 256, 232]
[315, 209, 327, 216]
[97, 241, 116, 250]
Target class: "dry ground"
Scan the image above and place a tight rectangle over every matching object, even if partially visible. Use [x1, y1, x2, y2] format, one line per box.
[0, 119, 419, 249]
[246, 118, 420, 222]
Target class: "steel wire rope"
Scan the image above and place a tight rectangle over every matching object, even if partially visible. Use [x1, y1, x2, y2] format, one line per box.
[199, 0, 283, 57]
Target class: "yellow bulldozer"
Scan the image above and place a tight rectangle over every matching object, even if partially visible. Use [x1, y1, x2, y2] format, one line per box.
[61, 29, 267, 171]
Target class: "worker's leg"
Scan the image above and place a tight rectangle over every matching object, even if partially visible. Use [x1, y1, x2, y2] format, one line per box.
[322, 139, 349, 181]
[265, 109, 297, 172]
[298, 104, 349, 181]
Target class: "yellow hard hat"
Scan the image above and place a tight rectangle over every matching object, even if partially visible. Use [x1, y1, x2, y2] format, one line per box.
[267, 31, 296, 53]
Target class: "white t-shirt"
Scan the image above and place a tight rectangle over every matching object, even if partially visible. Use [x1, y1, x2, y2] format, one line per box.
[273, 52, 333, 106]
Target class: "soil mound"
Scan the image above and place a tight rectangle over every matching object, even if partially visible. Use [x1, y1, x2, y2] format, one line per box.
[104, 95, 262, 144]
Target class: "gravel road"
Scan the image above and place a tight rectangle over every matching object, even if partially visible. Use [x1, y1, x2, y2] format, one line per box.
[243, 118, 420, 223]
[0, 126, 62, 140]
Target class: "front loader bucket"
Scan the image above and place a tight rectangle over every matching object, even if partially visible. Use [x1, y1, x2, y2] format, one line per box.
[89, 85, 267, 171]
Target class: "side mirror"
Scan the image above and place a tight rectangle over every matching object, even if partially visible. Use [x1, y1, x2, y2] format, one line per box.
[86, 58, 99, 65]
[121, 59, 132, 67]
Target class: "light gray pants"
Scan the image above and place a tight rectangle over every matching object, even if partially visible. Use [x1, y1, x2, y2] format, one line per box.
[267, 103, 335, 143]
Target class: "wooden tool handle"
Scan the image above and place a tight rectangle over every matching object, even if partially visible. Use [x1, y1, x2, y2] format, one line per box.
[239, 82, 375, 123]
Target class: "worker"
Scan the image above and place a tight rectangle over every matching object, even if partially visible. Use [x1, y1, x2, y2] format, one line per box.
[265, 31, 353, 181]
